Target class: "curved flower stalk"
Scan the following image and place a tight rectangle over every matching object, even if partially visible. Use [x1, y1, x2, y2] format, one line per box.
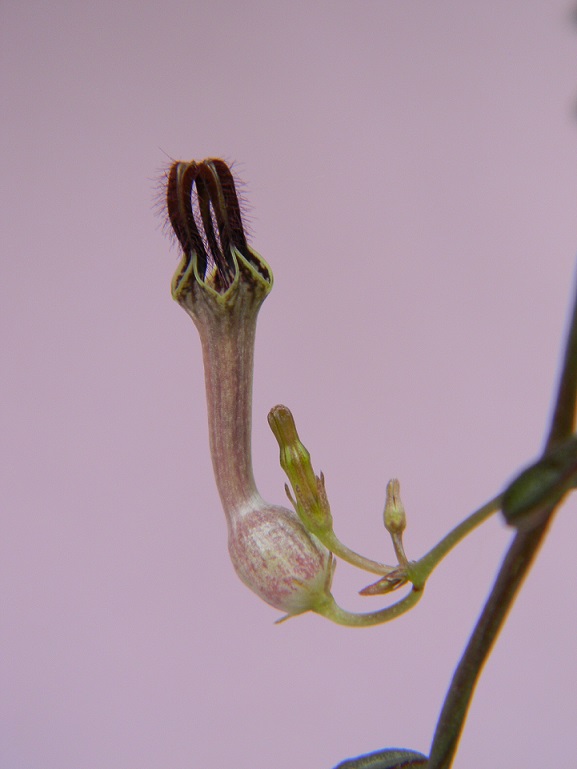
[166, 158, 333, 619]
[164, 157, 488, 627]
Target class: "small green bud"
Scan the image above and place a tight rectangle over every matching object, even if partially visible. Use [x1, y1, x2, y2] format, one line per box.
[383, 478, 409, 569]
[384, 478, 406, 535]
[268, 405, 334, 537]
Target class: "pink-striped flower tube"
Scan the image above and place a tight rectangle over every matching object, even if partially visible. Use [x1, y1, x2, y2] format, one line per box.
[165, 158, 334, 618]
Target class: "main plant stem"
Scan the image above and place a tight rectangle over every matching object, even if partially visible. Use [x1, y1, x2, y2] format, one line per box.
[428, 275, 577, 769]
[427, 512, 553, 769]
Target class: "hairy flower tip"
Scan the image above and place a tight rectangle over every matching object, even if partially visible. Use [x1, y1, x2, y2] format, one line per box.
[165, 157, 270, 300]
[228, 503, 335, 618]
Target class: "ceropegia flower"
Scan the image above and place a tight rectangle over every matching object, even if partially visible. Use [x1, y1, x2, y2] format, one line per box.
[165, 158, 334, 617]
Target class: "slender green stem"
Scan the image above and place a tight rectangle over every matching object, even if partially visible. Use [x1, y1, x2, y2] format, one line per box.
[323, 494, 501, 584]
[408, 495, 502, 587]
[315, 586, 423, 627]
[427, 274, 577, 769]
[391, 533, 409, 569]
[323, 531, 396, 576]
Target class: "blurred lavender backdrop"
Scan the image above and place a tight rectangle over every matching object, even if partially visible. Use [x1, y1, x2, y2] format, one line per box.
[2, 1, 577, 767]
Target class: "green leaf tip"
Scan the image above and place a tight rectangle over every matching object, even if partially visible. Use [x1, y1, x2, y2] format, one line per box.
[333, 747, 428, 769]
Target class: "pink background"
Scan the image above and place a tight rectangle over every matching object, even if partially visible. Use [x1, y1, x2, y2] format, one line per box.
[2, 1, 577, 767]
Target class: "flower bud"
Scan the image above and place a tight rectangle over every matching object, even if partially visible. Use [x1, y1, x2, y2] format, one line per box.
[384, 478, 406, 535]
[383, 478, 409, 569]
[268, 404, 334, 537]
